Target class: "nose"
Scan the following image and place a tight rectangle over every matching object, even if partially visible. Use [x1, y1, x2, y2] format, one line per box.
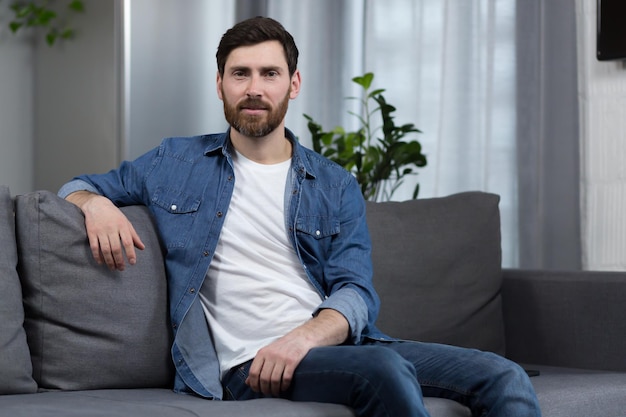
[246, 74, 262, 98]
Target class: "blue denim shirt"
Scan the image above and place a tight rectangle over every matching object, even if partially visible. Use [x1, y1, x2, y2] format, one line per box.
[58, 128, 388, 399]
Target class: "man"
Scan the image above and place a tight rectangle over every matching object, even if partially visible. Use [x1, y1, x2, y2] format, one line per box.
[59, 16, 541, 417]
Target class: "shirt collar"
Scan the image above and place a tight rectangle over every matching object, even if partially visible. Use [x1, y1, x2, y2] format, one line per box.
[203, 127, 317, 179]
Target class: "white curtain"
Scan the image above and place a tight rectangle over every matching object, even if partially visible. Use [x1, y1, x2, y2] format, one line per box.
[363, 0, 518, 266]
[364, 1, 516, 193]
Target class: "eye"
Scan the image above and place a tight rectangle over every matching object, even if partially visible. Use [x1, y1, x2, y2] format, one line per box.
[265, 70, 279, 78]
[230, 67, 250, 80]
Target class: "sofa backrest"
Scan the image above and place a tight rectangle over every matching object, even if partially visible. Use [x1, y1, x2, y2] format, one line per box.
[366, 191, 505, 355]
[14, 190, 174, 391]
[2, 187, 505, 393]
[0, 186, 38, 394]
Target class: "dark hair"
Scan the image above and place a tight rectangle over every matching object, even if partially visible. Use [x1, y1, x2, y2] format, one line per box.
[216, 16, 299, 76]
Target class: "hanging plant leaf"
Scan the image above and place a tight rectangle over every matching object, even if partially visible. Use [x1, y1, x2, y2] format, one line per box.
[68, 0, 84, 12]
[9, 21, 23, 33]
[6, 0, 85, 46]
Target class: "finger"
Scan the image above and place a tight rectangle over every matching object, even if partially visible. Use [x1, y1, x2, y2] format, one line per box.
[108, 234, 127, 271]
[259, 362, 276, 396]
[130, 223, 145, 250]
[125, 225, 145, 266]
[280, 365, 294, 393]
[97, 236, 117, 270]
[270, 364, 285, 397]
[119, 231, 138, 266]
[246, 358, 263, 392]
[86, 231, 104, 266]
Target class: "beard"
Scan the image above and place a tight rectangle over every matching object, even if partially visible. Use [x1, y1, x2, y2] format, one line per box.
[222, 88, 290, 138]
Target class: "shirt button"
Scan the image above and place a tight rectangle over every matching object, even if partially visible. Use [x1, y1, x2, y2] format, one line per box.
[189, 288, 195, 294]
[170, 204, 177, 211]
[315, 230, 321, 236]
[216, 211, 223, 217]
[203, 251, 209, 257]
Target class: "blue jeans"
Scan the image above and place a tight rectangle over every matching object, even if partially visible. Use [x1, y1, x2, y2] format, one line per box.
[222, 341, 541, 417]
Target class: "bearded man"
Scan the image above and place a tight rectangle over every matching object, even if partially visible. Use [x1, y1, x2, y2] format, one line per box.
[59, 16, 541, 417]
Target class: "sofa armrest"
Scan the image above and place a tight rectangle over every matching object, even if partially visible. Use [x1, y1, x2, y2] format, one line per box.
[502, 268, 626, 371]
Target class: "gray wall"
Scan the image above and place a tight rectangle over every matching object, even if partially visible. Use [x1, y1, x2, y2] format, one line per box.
[0, 7, 34, 196]
[33, 0, 120, 192]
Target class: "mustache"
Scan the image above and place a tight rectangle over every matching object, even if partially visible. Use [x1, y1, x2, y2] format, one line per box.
[238, 98, 270, 110]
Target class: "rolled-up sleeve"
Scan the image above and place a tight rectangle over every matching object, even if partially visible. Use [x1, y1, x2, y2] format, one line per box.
[58, 179, 101, 199]
[316, 287, 369, 343]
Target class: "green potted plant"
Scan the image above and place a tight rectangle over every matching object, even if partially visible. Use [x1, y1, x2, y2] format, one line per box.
[305, 72, 427, 201]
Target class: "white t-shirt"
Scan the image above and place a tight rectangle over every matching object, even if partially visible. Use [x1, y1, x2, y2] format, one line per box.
[199, 151, 323, 377]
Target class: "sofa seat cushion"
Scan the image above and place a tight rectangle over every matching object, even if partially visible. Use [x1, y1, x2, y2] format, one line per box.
[528, 365, 626, 417]
[0, 186, 37, 394]
[15, 191, 174, 390]
[0, 389, 355, 417]
[366, 192, 505, 354]
[0, 388, 475, 417]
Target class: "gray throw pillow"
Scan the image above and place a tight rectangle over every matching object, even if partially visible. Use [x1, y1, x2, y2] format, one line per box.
[15, 191, 174, 390]
[366, 191, 505, 355]
[0, 185, 38, 394]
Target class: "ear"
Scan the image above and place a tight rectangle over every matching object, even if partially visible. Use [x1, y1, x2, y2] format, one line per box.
[216, 71, 224, 100]
[289, 69, 301, 99]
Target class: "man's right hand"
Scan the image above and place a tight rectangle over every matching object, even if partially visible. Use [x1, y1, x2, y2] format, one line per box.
[66, 191, 145, 271]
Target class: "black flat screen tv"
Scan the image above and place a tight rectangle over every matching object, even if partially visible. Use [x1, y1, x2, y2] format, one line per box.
[597, 0, 626, 61]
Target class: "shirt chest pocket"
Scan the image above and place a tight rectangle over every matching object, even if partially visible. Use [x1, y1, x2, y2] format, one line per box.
[295, 216, 340, 240]
[152, 187, 201, 248]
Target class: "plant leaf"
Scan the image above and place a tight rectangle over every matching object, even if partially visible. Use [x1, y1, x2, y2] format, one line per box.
[9, 21, 23, 33]
[46, 31, 58, 46]
[368, 88, 385, 98]
[60, 28, 75, 39]
[13, 4, 34, 19]
[352, 72, 374, 90]
[68, 0, 85, 12]
[36, 9, 57, 26]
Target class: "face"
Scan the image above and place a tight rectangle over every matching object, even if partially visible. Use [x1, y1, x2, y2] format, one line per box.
[217, 41, 301, 138]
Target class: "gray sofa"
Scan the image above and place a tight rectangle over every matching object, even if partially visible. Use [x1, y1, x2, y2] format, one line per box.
[1, 185, 626, 417]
